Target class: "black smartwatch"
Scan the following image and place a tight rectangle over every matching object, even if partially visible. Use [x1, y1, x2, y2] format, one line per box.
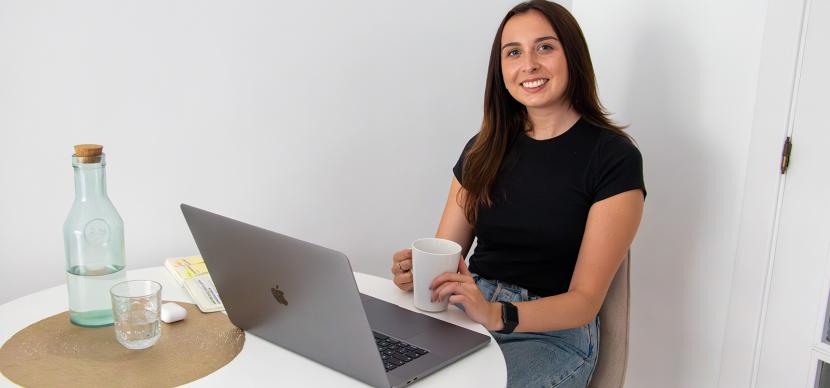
[496, 301, 519, 334]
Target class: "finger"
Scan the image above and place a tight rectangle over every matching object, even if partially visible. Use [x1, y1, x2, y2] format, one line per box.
[395, 280, 413, 292]
[433, 280, 472, 302]
[457, 256, 471, 276]
[395, 279, 413, 288]
[437, 281, 481, 302]
[432, 281, 459, 302]
[391, 258, 412, 275]
[429, 272, 474, 291]
[391, 250, 403, 274]
[395, 282, 413, 291]
[392, 249, 412, 263]
[395, 271, 412, 285]
[430, 272, 473, 292]
[448, 294, 466, 305]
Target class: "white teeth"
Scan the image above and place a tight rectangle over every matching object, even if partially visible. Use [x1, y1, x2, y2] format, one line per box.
[522, 79, 547, 88]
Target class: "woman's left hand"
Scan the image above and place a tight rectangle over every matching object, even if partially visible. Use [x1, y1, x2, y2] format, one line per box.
[430, 259, 503, 332]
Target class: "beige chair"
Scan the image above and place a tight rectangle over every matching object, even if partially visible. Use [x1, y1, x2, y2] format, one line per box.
[588, 252, 631, 388]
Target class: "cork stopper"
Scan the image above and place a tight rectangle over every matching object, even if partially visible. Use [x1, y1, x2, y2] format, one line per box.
[73, 144, 104, 164]
[74, 144, 103, 157]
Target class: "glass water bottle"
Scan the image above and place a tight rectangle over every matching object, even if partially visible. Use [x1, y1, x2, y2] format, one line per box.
[63, 144, 126, 327]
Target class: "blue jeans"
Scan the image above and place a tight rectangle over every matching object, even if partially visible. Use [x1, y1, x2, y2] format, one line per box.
[469, 273, 599, 388]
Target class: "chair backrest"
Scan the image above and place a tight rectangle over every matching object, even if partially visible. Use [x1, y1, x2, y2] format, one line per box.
[588, 252, 631, 388]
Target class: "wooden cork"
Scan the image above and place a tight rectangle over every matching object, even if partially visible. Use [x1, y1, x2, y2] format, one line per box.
[74, 144, 103, 157]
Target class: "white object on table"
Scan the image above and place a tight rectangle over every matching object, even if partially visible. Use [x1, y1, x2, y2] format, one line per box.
[0, 266, 506, 387]
[160, 302, 188, 323]
[411, 238, 463, 312]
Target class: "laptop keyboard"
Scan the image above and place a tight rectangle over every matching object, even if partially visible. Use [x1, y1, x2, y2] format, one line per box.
[373, 331, 429, 372]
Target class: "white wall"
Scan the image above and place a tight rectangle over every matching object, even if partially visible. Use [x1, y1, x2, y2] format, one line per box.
[0, 0, 519, 303]
[572, 0, 767, 387]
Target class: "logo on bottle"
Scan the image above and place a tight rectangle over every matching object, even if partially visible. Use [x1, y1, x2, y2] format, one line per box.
[271, 284, 288, 306]
[83, 219, 110, 245]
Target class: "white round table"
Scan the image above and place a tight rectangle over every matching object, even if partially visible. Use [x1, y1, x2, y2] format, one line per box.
[0, 266, 506, 387]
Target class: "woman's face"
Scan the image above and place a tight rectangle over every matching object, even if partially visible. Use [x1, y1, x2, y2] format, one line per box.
[500, 10, 569, 110]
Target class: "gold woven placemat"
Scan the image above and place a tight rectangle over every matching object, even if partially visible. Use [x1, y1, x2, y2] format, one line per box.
[0, 302, 244, 387]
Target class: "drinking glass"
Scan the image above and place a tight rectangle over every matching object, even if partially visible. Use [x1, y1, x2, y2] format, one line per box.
[110, 280, 162, 349]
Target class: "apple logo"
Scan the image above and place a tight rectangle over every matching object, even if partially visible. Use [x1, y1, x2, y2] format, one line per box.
[271, 284, 288, 306]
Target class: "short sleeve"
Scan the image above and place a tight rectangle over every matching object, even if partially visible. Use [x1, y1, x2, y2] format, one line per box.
[453, 135, 478, 184]
[591, 134, 646, 203]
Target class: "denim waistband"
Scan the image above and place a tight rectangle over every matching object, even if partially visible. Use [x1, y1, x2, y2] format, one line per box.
[471, 273, 542, 303]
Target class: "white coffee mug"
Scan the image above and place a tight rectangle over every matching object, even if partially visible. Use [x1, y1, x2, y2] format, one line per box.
[411, 238, 462, 312]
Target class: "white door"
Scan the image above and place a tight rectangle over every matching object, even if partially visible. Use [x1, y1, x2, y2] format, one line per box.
[754, 0, 830, 387]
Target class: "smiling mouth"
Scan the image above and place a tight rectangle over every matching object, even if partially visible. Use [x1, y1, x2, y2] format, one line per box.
[521, 78, 549, 88]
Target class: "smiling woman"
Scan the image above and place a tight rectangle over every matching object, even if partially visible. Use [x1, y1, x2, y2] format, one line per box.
[391, 1, 645, 387]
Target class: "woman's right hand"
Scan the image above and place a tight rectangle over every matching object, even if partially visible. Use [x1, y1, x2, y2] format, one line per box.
[391, 248, 413, 292]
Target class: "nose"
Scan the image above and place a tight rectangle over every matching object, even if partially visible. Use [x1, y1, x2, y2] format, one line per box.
[521, 51, 540, 73]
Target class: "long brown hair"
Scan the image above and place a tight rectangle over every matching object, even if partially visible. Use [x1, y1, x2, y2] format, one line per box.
[460, 0, 627, 224]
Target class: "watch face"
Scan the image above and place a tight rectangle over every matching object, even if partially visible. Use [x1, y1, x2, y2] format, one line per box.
[499, 302, 519, 334]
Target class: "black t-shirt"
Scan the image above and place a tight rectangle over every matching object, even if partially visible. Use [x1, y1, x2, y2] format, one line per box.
[453, 118, 646, 297]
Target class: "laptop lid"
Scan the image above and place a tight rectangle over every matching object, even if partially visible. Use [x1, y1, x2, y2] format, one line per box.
[180, 204, 390, 388]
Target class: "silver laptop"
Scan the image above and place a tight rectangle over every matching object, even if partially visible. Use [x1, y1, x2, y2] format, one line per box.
[180, 204, 490, 388]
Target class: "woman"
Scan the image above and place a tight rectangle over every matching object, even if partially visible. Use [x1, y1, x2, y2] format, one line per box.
[391, 1, 645, 387]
